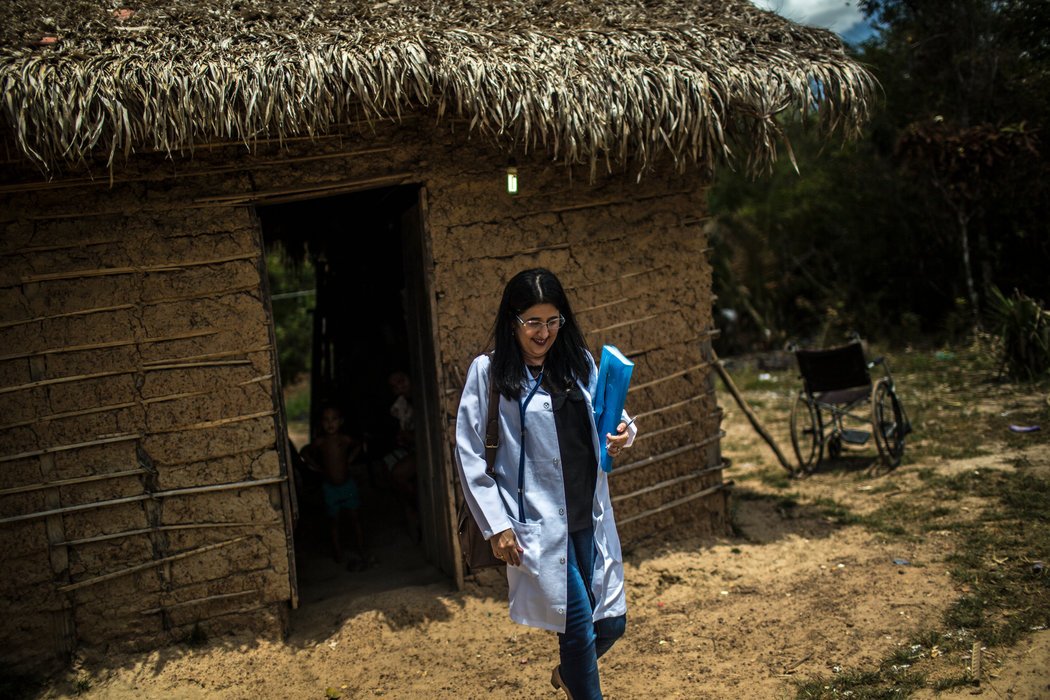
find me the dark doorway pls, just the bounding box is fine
[257,185,448,607]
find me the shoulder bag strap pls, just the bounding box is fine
[484,364,500,478]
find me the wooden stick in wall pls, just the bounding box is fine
[617,482,727,526]
[158,444,273,468]
[614,433,725,477]
[576,297,632,315]
[60,521,281,548]
[621,264,670,281]
[0,329,219,362]
[140,589,260,615]
[141,346,270,367]
[588,314,661,335]
[57,536,252,593]
[151,410,275,434]
[0,401,138,431]
[0,468,145,497]
[0,304,136,331]
[623,330,717,360]
[192,173,413,205]
[142,390,206,404]
[0,476,285,525]
[0,433,140,464]
[634,420,694,442]
[143,360,252,371]
[616,439,702,476]
[487,242,571,260]
[539,189,695,216]
[143,282,260,306]
[26,202,229,221]
[566,265,668,292]
[631,387,716,421]
[20,252,258,284]
[0,369,132,395]
[612,466,723,504]
[0,238,123,256]
[629,361,713,393]
[711,348,795,474]
[0,145,396,194]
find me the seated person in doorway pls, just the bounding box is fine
[301,405,373,570]
[383,371,420,541]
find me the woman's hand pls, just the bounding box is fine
[606,421,630,458]
[490,528,523,566]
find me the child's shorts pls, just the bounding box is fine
[322,478,360,516]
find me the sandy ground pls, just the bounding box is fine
[40,386,1050,699]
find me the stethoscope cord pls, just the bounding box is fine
[516,366,544,522]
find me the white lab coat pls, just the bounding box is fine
[455,351,636,633]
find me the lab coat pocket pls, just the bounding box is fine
[508,518,542,577]
[506,517,550,628]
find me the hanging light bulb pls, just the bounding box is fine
[506,159,519,195]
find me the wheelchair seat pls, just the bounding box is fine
[795,342,872,399]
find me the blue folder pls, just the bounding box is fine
[593,345,635,472]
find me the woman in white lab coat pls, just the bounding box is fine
[456,268,636,700]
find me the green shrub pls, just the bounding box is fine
[987,287,1050,380]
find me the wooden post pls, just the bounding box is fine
[710,348,796,475]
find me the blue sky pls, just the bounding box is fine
[751,0,878,44]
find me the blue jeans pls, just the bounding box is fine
[558,527,627,700]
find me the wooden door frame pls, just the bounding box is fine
[251,213,301,610]
[401,186,462,583]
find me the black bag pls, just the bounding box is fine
[457,367,503,571]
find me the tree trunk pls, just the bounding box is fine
[958,208,980,331]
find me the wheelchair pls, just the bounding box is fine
[788,340,911,473]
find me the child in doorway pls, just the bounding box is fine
[301,405,372,570]
[383,371,420,541]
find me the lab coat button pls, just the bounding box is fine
[544,401,550,409]
[558,508,565,515]
[557,608,565,615]
[559,557,566,564]
[553,458,560,465]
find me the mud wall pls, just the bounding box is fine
[0,178,293,672]
[425,144,728,545]
[0,117,727,671]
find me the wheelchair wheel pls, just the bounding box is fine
[872,378,905,468]
[790,392,823,472]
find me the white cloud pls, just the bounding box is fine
[751,0,864,34]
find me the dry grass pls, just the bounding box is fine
[0,0,875,175]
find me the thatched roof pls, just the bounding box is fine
[0,0,875,176]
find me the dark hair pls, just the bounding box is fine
[490,268,590,398]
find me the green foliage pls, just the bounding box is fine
[987,287,1050,380]
[266,249,315,384]
[711,0,1050,352]
[284,381,311,422]
[709,117,958,350]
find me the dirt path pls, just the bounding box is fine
[41,378,1050,699]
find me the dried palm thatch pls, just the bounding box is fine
[0,0,875,176]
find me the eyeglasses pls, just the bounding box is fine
[515,315,565,333]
